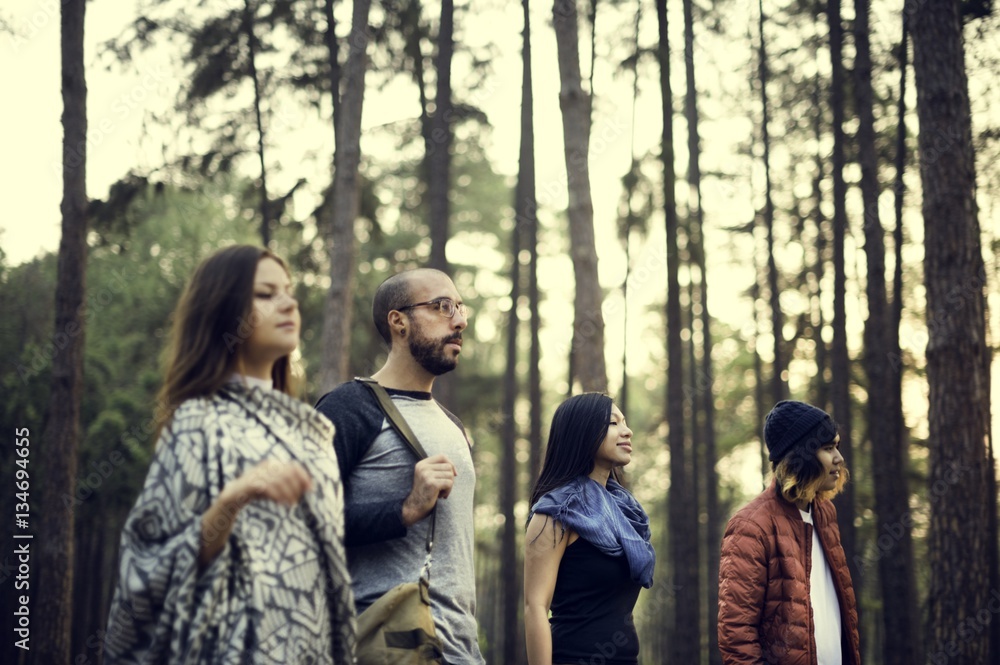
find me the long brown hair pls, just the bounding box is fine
[155,245,295,434]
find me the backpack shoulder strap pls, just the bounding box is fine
[355,377,438,564]
[354,377,429,460]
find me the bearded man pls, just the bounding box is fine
[315,268,485,665]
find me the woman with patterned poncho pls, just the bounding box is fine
[105,245,355,664]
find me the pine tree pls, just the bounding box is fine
[35,0,87,659]
[657,0,700,659]
[553,0,608,393]
[320,0,373,391]
[855,1,918,660]
[909,0,992,660]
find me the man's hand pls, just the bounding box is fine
[401,454,457,526]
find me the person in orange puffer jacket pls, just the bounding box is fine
[718,400,861,665]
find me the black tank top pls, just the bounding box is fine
[550,537,642,665]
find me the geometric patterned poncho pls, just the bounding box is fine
[104,383,356,664]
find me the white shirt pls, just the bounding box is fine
[800,505,843,665]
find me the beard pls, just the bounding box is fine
[408,328,461,376]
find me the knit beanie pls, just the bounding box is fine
[763,400,837,463]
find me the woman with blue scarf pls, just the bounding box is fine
[524,393,655,665]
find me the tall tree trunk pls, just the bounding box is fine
[427,0,458,408]
[320,0,372,392]
[855,2,918,662]
[753,277,767,485]
[620,235,631,415]
[69,517,85,654]
[890,25,907,512]
[96,509,123,660]
[522,0,543,489]
[988,353,999,665]
[989,392,999,664]
[477,543,501,664]
[684,0,720,659]
[324,0,342,150]
[71,514,102,656]
[427,0,454,273]
[35,0,87,660]
[586,0,597,124]
[747,87,771,488]
[316,0,342,387]
[656,0,699,660]
[908,0,992,661]
[499,5,538,660]
[528,277,542,485]
[757,0,786,406]
[566,340,575,397]
[745,58,767,486]
[684,263,705,654]
[619,3,642,417]
[811,50,830,413]
[400,0,455,407]
[812,234,829,408]
[405,0,431,148]
[553,0,607,393]
[500,213,521,665]
[892,21,906,346]
[986,430,1000,663]
[826,0,858,597]
[244,0,270,246]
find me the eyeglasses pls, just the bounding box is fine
[398,298,469,319]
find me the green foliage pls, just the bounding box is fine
[4,181,262,493]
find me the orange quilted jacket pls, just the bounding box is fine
[717,481,861,665]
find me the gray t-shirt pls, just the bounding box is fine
[315,383,484,665]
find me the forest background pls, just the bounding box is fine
[0,0,998,663]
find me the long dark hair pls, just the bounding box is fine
[155,245,295,434]
[529,392,616,508]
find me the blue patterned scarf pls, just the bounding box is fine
[530,476,655,588]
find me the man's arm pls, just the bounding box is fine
[315,382,409,547]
